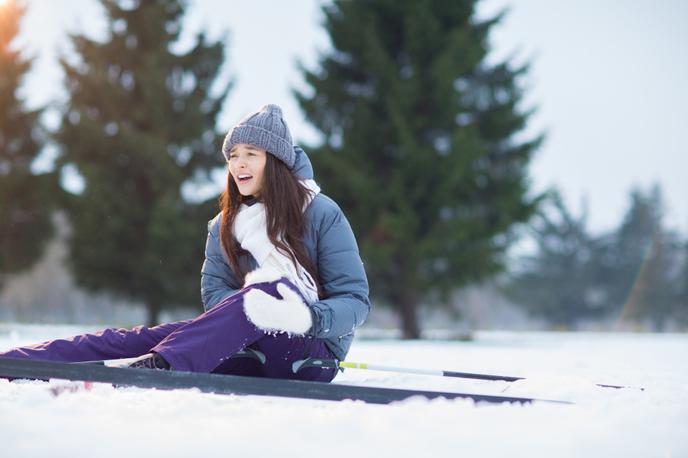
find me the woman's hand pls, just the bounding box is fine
[243,283,312,335]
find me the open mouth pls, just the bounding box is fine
[237,174,253,184]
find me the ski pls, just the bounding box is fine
[0,357,570,405]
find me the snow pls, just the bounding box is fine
[1,324,686,457]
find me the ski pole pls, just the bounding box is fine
[291,358,641,390]
[292,358,522,381]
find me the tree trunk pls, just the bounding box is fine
[146,300,161,327]
[398,289,421,339]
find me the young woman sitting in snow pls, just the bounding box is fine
[1,104,370,382]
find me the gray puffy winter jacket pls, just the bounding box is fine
[200,146,370,361]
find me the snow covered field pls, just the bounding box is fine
[1,324,686,458]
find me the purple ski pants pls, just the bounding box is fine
[0,280,337,382]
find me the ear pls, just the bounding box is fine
[244,265,284,287]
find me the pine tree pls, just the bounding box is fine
[510,186,683,330]
[55,0,230,324]
[296,0,542,337]
[612,186,679,329]
[0,0,56,288]
[675,241,688,327]
[507,193,608,327]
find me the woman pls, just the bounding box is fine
[1,104,370,382]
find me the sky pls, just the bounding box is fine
[13,0,688,235]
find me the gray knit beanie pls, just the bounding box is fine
[222,104,295,169]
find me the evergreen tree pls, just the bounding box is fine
[0,0,56,288]
[675,241,688,327]
[510,185,686,330]
[611,186,680,329]
[507,193,608,327]
[55,0,230,324]
[296,0,542,337]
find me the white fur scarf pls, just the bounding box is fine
[233,179,321,304]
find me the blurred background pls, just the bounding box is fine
[1,0,686,338]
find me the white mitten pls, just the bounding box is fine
[244,265,284,287]
[243,283,312,334]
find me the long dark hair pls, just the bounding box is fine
[219,153,321,297]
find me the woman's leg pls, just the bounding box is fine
[0,321,190,363]
[253,333,337,382]
[210,336,337,382]
[151,289,265,372]
[152,280,337,382]
[210,350,265,378]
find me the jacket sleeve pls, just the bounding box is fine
[201,215,242,311]
[308,204,370,339]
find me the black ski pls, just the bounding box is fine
[0,357,570,405]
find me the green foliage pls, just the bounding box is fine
[0,0,57,286]
[55,0,229,324]
[296,0,542,337]
[676,242,688,326]
[507,192,609,327]
[509,185,686,330]
[608,186,682,329]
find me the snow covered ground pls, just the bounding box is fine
[1,324,686,458]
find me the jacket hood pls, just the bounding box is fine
[291,146,314,180]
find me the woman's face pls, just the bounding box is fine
[227,144,267,197]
